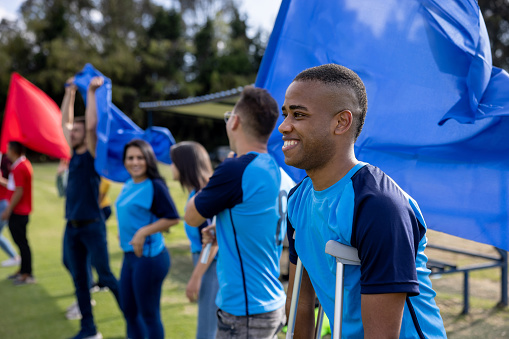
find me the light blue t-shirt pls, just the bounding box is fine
[195,152,294,316]
[116,178,179,257]
[288,163,446,338]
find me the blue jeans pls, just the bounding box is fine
[63,229,96,289]
[120,249,170,339]
[64,220,120,336]
[0,199,17,258]
[192,252,219,339]
[216,306,286,339]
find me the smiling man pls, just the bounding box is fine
[281,64,446,339]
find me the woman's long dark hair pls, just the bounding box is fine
[123,139,165,183]
[170,141,213,192]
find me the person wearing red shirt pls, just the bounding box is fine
[1,141,34,285]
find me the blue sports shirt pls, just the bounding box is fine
[66,151,101,221]
[194,152,294,316]
[116,178,179,257]
[288,163,446,338]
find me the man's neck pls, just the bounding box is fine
[73,145,87,155]
[234,143,267,156]
[307,147,358,191]
[10,155,22,165]
[233,137,268,157]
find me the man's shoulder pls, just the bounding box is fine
[220,153,257,169]
[13,158,32,175]
[351,164,413,212]
[22,158,33,172]
[213,153,260,182]
[288,176,311,198]
[72,149,93,160]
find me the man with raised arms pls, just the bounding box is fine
[61,77,121,339]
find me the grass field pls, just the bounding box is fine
[0,162,508,338]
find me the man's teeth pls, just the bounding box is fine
[284,140,298,147]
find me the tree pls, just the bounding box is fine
[478,0,509,72]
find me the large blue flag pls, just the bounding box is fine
[74,64,175,182]
[258,0,509,250]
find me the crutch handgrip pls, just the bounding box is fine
[325,241,361,265]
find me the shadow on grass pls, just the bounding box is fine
[0,278,76,339]
[442,301,509,338]
[168,243,194,286]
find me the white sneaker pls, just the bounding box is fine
[65,300,96,320]
[65,306,82,320]
[66,301,78,312]
[1,256,21,267]
[84,332,103,339]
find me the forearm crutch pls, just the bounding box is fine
[325,240,361,339]
[286,258,303,338]
[286,241,360,339]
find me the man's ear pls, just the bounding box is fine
[333,110,353,135]
[231,114,241,130]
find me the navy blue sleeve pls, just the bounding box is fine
[194,154,256,218]
[150,179,180,220]
[287,217,298,265]
[287,182,302,265]
[351,174,421,296]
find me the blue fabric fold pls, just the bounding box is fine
[257,0,509,250]
[74,64,175,182]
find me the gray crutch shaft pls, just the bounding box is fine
[286,258,303,338]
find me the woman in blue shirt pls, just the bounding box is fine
[170,141,219,339]
[116,139,180,339]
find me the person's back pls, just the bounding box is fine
[185,86,287,338]
[197,152,286,316]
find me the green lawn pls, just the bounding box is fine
[0,163,508,338]
[0,162,197,339]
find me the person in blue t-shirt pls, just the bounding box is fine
[280,64,447,338]
[184,86,290,339]
[170,141,219,339]
[61,76,121,339]
[116,139,180,339]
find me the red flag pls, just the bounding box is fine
[0,73,70,159]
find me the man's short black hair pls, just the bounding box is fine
[294,64,368,141]
[8,141,26,155]
[235,86,279,141]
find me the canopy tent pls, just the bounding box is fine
[257,0,509,251]
[139,86,248,120]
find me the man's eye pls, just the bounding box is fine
[294,112,304,117]
[282,113,288,118]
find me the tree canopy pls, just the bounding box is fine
[0,0,507,153]
[0,0,265,148]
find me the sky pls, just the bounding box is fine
[0,0,283,36]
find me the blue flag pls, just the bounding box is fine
[74,64,175,182]
[258,0,509,250]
